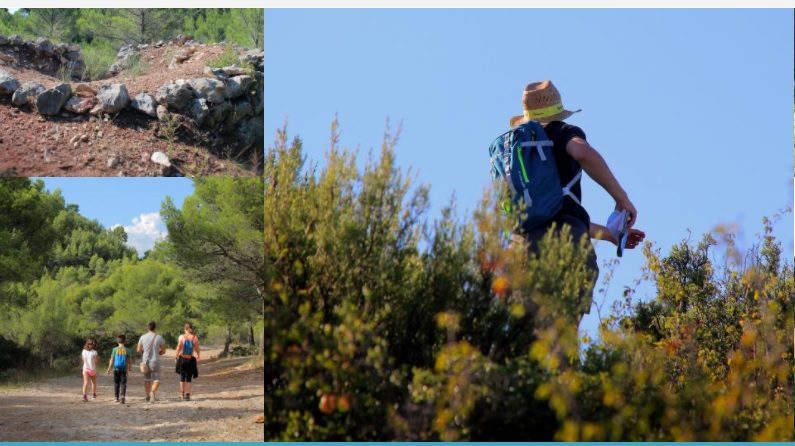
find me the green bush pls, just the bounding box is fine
[79,40,117,81]
[264,123,793,441]
[207,45,241,68]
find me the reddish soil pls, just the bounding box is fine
[0,43,259,177]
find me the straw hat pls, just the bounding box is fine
[509,80,581,127]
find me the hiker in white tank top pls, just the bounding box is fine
[80,338,99,402]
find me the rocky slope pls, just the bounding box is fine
[0,35,263,176]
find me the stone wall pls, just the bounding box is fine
[0,55,263,154]
[0,35,85,80]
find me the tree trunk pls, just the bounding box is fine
[248,321,255,347]
[222,325,232,357]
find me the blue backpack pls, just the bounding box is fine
[183,337,194,356]
[113,346,128,370]
[488,120,581,233]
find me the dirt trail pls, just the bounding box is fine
[0,347,264,441]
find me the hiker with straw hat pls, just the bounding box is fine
[490,80,645,324]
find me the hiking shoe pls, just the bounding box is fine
[121,398,126,404]
[145,396,150,402]
[606,210,629,257]
[83,395,88,402]
[114,398,120,403]
[185,394,190,401]
[92,393,97,400]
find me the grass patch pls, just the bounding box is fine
[123,53,145,77]
[0,366,75,389]
[207,45,240,68]
[80,40,117,81]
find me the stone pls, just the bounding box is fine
[0,69,20,95]
[169,47,195,69]
[109,45,138,74]
[228,100,253,128]
[154,82,194,110]
[203,66,228,80]
[96,83,129,113]
[106,156,120,169]
[36,83,72,115]
[64,50,82,62]
[64,95,96,114]
[0,53,14,65]
[74,84,97,97]
[208,101,232,128]
[151,150,173,175]
[68,59,86,80]
[186,78,226,104]
[235,116,263,149]
[156,104,170,121]
[130,92,158,117]
[225,75,254,99]
[220,65,247,77]
[11,81,44,106]
[187,98,209,126]
[34,37,53,56]
[0,35,7,45]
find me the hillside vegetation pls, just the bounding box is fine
[264,123,793,441]
[0,177,265,379]
[0,9,262,80]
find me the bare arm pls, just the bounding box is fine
[590,223,617,244]
[566,137,637,227]
[591,223,647,249]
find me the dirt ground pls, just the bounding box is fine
[0,43,258,177]
[0,347,264,441]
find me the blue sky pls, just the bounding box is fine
[37,178,194,254]
[265,9,794,339]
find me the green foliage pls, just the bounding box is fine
[183,9,263,48]
[160,177,265,355]
[265,124,794,441]
[0,178,63,304]
[79,39,117,81]
[208,45,242,68]
[0,8,262,79]
[0,177,263,377]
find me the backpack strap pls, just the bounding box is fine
[561,170,582,206]
[501,131,520,198]
[519,140,553,161]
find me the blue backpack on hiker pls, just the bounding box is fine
[488,120,581,233]
[183,337,194,356]
[114,346,128,370]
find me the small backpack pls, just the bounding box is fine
[183,336,194,356]
[113,346,128,370]
[488,120,582,233]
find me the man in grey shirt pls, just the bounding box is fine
[137,321,166,402]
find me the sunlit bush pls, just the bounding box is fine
[264,123,793,441]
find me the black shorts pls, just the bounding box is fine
[176,356,198,382]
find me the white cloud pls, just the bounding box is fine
[121,212,167,254]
